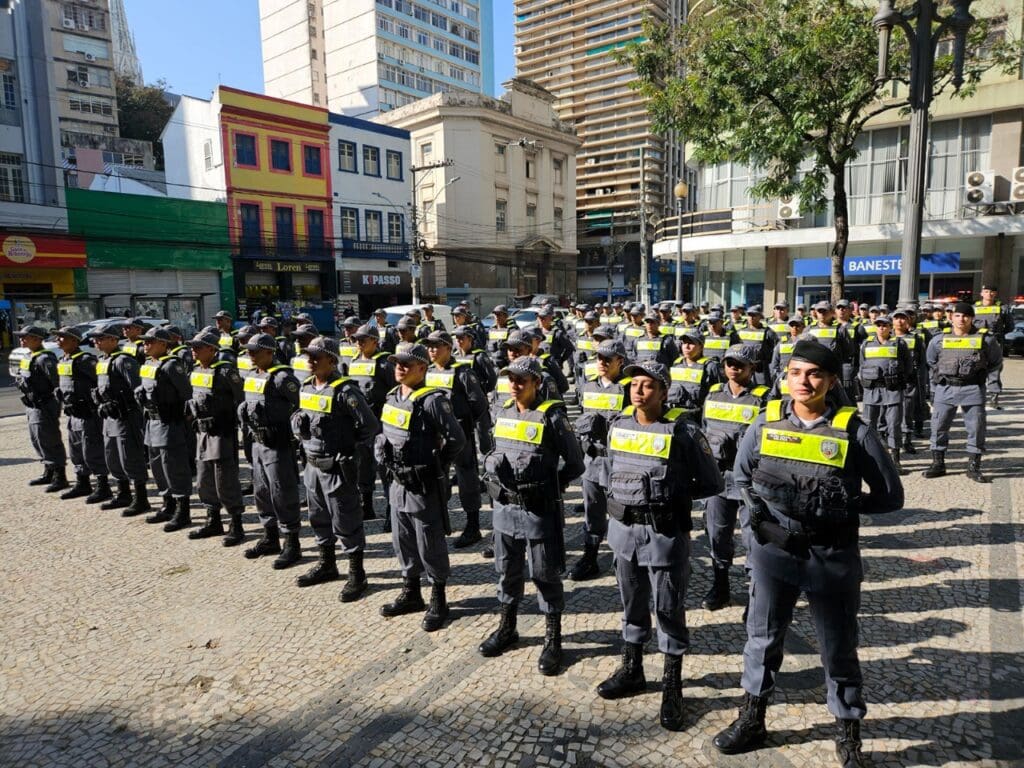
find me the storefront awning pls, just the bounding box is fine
[0,233,87,269]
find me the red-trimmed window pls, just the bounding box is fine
[303,144,323,177]
[270,139,292,172]
[234,133,257,168]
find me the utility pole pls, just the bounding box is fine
[638,147,649,307]
[606,211,615,305]
[409,159,454,304]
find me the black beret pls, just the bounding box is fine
[952,302,975,316]
[789,339,841,375]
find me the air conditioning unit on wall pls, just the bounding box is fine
[965,169,995,204]
[1008,166,1024,203]
[777,193,801,220]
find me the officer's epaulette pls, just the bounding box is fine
[664,407,688,422]
[709,383,724,393]
[831,406,858,431]
[211,360,229,369]
[503,397,515,408]
[471,348,484,354]
[697,356,710,364]
[765,399,784,421]
[388,384,401,396]
[751,385,770,398]
[411,386,439,400]
[303,375,315,385]
[537,399,564,413]
[618,376,632,386]
[373,351,389,359]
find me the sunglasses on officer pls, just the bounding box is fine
[724,359,750,369]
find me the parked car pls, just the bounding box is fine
[1003,321,1024,357]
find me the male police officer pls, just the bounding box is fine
[480,356,584,675]
[15,326,68,491]
[701,345,769,610]
[214,310,238,354]
[186,330,246,546]
[54,326,112,503]
[238,333,303,567]
[90,324,150,515]
[923,302,1002,483]
[290,323,318,377]
[373,308,399,354]
[454,325,497,394]
[135,327,194,532]
[596,360,722,730]
[892,308,926,452]
[424,330,490,549]
[635,311,678,366]
[348,324,394,524]
[377,344,466,632]
[120,318,149,363]
[858,316,913,473]
[291,336,380,600]
[973,285,1012,409]
[736,306,776,387]
[421,303,446,333]
[571,338,631,581]
[536,305,572,370]
[713,340,903,765]
[486,304,518,369]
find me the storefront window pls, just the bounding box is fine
[168,298,200,336]
[13,300,59,331]
[58,300,101,327]
[133,299,166,320]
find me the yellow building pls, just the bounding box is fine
[219,86,335,316]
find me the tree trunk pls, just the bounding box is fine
[830,162,849,304]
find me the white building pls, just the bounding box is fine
[376,77,581,308]
[259,0,494,117]
[330,112,413,313]
[160,94,226,203]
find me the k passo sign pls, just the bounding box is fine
[339,269,410,294]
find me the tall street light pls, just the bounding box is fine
[674,180,688,303]
[873,0,975,311]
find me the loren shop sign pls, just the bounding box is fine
[794,252,961,278]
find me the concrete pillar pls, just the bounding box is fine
[763,247,789,307]
[990,109,1023,180]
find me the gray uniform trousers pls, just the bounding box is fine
[252,441,302,533]
[581,455,609,545]
[608,517,690,655]
[28,400,66,468]
[492,500,564,614]
[861,389,903,450]
[196,457,244,514]
[67,415,106,476]
[148,439,192,499]
[986,361,1003,395]
[705,467,750,569]
[742,536,866,720]
[304,463,364,552]
[390,480,450,584]
[103,412,148,482]
[930,384,986,455]
[454,423,482,516]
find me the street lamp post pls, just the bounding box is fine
[873,0,975,311]
[674,180,688,303]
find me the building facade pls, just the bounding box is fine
[330,113,413,314]
[377,78,580,309]
[259,0,494,117]
[514,0,688,301]
[652,16,1024,307]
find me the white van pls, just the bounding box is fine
[375,304,454,331]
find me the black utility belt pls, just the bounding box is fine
[936,376,983,387]
[609,503,675,528]
[763,520,857,550]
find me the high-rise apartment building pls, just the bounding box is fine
[514,0,689,300]
[259,0,494,117]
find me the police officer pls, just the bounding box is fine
[135,327,194,532]
[290,336,380,599]
[232,325,256,371]
[571,338,632,581]
[701,311,738,362]
[348,324,394,524]
[667,328,720,411]
[859,316,913,473]
[395,315,420,347]
[454,325,497,394]
[453,305,487,351]
[536,305,572,370]
[807,302,857,400]
[701,345,769,611]
[421,303,446,333]
[424,330,490,549]
[377,344,466,632]
[257,316,290,365]
[238,332,303,567]
[15,326,69,492]
[737,306,777,387]
[479,357,584,675]
[974,285,1012,409]
[768,317,805,395]
[635,311,678,366]
[503,331,563,402]
[486,304,518,369]
[186,330,246,546]
[338,317,361,372]
[54,326,112,503]
[166,326,194,372]
[620,305,646,358]
[892,308,926,452]
[526,326,570,396]
[726,304,747,333]
[713,340,903,764]
[214,310,238,354]
[767,302,790,337]
[290,323,318,377]
[923,302,1002,483]
[919,302,949,340]
[596,360,723,730]
[373,308,399,354]
[90,324,150,515]
[120,318,149,363]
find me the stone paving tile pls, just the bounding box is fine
[1,362,1023,767]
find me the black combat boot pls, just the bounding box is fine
[380,577,425,617]
[163,497,192,533]
[28,466,54,486]
[712,692,769,754]
[272,530,302,569]
[835,718,867,767]
[660,654,684,731]
[85,475,113,504]
[244,524,281,559]
[145,496,175,525]
[966,454,990,484]
[222,511,245,547]
[44,466,69,493]
[597,642,646,699]
[296,544,339,587]
[922,450,946,478]
[479,602,519,657]
[60,473,92,500]
[702,565,731,611]
[453,510,482,548]
[902,434,917,454]
[121,479,151,517]
[339,550,368,602]
[188,507,224,539]
[890,448,907,476]
[361,490,376,520]
[537,613,562,676]
[568,539,600,581]
[482,532,494,559]
[422,582,449,632]
[103,479,133,510]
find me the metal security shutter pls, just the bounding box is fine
[180,271,220,294]
[134,271,178,294]
[88,269,130,295]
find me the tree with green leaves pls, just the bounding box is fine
[115,76,175,170]
[623,0,1019,301]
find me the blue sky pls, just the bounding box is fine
[125,0,515,99]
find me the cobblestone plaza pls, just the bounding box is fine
[2,363,1023,768]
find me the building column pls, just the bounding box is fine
[762,247,789,307]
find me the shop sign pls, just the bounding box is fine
[0,234,87,268]
[252,260,324,273]
[339,269,410,295]
[793,252,961,278]
[3,236,36,264]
